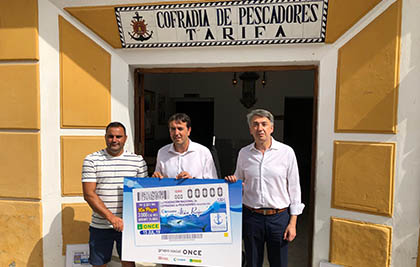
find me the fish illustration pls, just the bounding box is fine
[162,219,207,232]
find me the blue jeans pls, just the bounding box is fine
[89,226,123,265]
[243,207,290,267]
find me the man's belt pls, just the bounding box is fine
[244,205,287,215]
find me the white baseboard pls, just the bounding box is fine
[320,260,343,267]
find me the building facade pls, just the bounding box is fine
[1,0,420,266]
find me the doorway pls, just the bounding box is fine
[175,98,214,149]
[134,66,318,267]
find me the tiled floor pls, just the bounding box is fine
[288,208,310,267]
[117,210,311,267]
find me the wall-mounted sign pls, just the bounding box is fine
[115,0,328,48]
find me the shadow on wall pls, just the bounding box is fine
[0,201,43,267]
[7,234,43,267]
[28,207,90,266]
[61,206,90,254]
[393,62,420,265]
[27,238,44,267]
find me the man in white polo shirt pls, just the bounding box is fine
[225,109,305,267]
[152,113,217,179]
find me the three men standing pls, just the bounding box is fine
[226,109,305,267]
[82,109,303,267]
[82,122,148,267]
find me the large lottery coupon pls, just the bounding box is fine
[122,178,242,267]
[133,183,231,245]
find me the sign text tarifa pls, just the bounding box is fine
[115,0,328,48]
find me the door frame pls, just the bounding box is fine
[134,65,318,267]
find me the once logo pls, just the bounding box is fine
[137,223,160,230]
[182,249,202,256]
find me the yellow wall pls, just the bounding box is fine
[65,6,122,48]
[0,132,41,199]
[0,0,39,60]
[0,64,40,129]
[61,136,105,196]
[335,0,401,133]
[330,217,392,267]
[62,203,92,254]
[0,1,42,265]
[329,1,402,264]
[325,0,382,43]
[66,0,384,49]
[0,201,43,266]
[59,16,111,128]
[332,141,395,216]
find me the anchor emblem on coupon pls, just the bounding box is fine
[210,213,227,231]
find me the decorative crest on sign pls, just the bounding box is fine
[129,12,154,42]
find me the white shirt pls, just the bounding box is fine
[155,140,218,179]
[82,149,147,228]
[234,138,305,215]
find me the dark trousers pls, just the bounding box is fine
[88,226,123,265]
[243,207,290,267]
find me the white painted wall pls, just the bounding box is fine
[38,0,133,265]
[312,0,420,266]
[38,0,420,266]
[391,0,420,265]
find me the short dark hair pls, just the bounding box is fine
[106,122,126,135]
[168,113,191,128]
